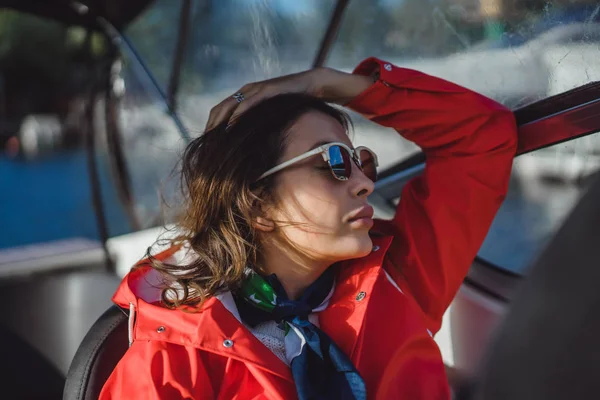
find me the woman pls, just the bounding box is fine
[100,58,517,399]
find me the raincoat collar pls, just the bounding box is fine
[111,234,394,383]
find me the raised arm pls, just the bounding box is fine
[346,58,518,333]
[202,58,517,333]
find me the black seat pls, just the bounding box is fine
[63,305,129,400]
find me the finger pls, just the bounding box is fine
[205,107,219,132]
[229,87,273,123]
[205,98,238,131]
[205,84,257,131]
[205,93,240,131]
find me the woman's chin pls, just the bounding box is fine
[357,240,375,258]
[337,234,374,260]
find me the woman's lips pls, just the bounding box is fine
[347,205,374,229]
[348,216,374,229]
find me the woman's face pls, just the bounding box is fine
[263,111,375,263]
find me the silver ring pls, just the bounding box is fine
[232,92,245,103]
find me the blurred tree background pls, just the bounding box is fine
[0,10,107,146]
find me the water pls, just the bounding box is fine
[0,150,131,250]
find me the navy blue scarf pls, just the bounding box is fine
[234,268,367,400]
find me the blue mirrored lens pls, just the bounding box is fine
[328,145,351,180]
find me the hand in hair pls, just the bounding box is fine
[204,66,374,131]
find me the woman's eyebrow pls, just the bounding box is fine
[308,140,332,150]
[307,140,353,151]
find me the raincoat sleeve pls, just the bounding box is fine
[99,340,214,400]
[346,57,517,333]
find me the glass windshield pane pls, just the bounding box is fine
[123,0,181,93]
[327,0,600,168]
[479,133,600,274]
[175,0,337,130]
[108,41,188,230]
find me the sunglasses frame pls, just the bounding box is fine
[257,141,379,182]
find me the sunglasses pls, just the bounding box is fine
[257,142,379,182]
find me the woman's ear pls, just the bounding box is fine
[251,197,275,232]
[253,215,275,232]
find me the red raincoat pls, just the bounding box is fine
[100,58,517,399]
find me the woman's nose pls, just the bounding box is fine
[350,161,375,198]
